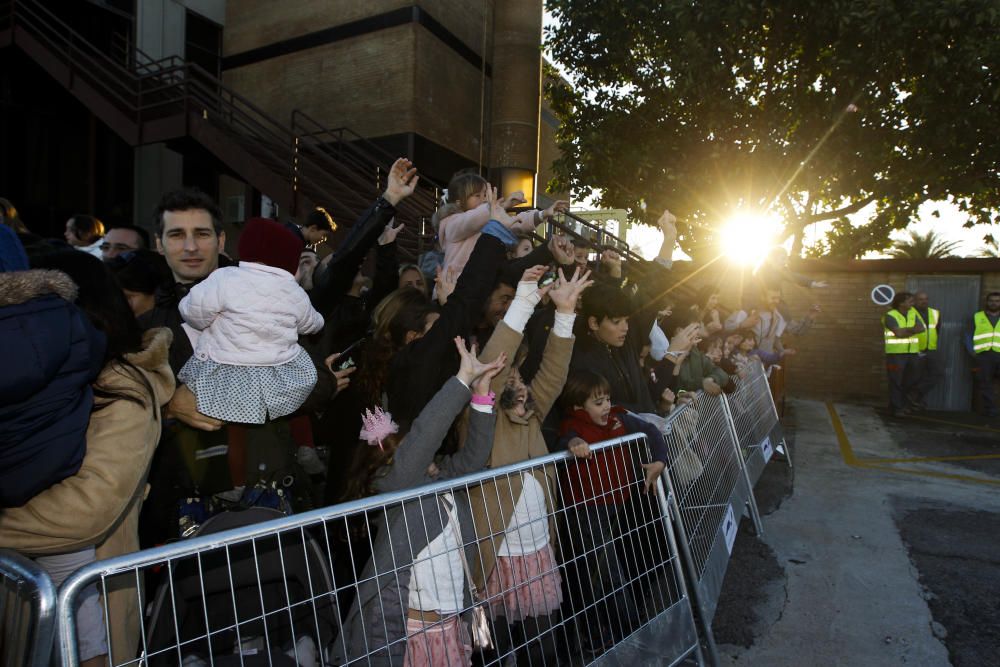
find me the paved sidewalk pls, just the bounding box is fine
[717,399,1000,667]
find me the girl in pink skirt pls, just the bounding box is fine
[467,265,593,664]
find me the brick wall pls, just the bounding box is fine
[664,258,1000,405]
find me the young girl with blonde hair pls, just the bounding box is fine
[432,171,567,280]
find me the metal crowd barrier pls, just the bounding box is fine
[0,548,57,667]
[725,359,792,486]
[56,434,704,666]
[658,390,763,664]
[30,365,788,667]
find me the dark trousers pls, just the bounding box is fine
[561,503,639,648]
[487,612,563,666]
[911,350,944,401]
[973,351,1000,415]
[886,354,919,412]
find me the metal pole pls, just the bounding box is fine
[654,479,708,666]
[660,470,721,666]
[761,363,793,468]
[721,394,765,536]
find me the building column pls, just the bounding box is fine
[489,0,543,205]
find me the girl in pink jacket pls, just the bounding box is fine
[177,218,324,424]
[432,172,568,280]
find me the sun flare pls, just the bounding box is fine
[720,212,783,268]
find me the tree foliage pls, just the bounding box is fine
[887,230,961,259]
[544,0,1000,261]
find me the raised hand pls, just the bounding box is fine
[658,209,678,234]
[520,264,549,284]
[377,219,405,246]
[668,322,702,355]
[435,265,458,306]
[548,234,575,266]
[454,336,508,391]
[542,200,569,219]
[499,190,527,209]
[548,267,594,314]
[383,158,419,206]
[487,185,515,227]
[641,461,666,494]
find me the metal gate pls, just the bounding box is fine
[905,275,981,411]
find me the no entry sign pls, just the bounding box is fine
[871,284,895,306]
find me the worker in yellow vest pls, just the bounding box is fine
[908,291,942,409]
[965,292,1000,417]
[883,292,924,417]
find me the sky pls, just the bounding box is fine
[542,9,992,261]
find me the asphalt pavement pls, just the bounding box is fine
[712,399,1000,666]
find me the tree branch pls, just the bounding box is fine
[803,195,877,224]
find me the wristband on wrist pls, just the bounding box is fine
[471,391,496,406]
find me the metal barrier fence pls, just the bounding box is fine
[658,390,763,663]
[0,548,57,667]
[725,359,792,487]
[57,434,703,667]
[13,364,790,667]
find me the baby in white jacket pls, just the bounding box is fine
[177,217,324,424]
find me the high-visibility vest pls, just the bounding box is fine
[913,307,939,351]
[972,311,1000,354]
[884,309,919,354]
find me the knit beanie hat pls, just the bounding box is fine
[237,217,304,275]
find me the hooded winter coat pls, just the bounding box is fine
[0,269,106,507]
[0,327,176,660]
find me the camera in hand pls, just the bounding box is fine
[538,269,558,287]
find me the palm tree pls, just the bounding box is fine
[888,230,961,259]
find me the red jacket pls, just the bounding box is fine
[559,407,634,506]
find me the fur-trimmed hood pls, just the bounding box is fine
[0,269,78,307]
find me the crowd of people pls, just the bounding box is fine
[0,163,812,666]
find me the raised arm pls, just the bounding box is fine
[310,158,417,312]
[439,204,492,244]
[477,265,548,393]
[436,339,505,477]
[376,342,505,491]
[529,267,593,416]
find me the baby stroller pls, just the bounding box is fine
[144,508,338,666]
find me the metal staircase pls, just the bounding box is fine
[0,0,438,258]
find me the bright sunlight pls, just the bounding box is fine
[720,212,783,267]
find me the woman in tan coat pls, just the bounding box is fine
[0,252,175,665]
[467,265,591,664]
